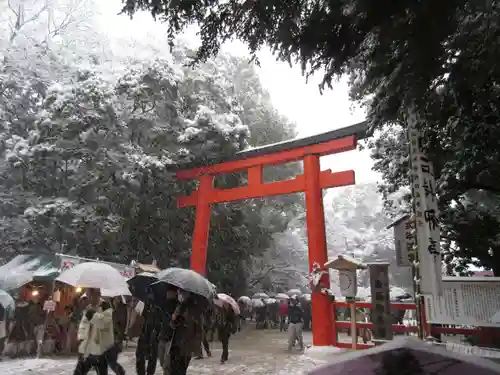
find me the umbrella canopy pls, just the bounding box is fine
[127,272,159,300]
[238,296,251,303]
[287,289,302,297]
[0,289,15,317]
[264,298,277,304]
[252,292,269,299]
[152,267,215,300]
[276,293,290,300]
[215,293,240,314]
[101,286,132,298]
[56,262,129,290]
[308,337,500,375]
[301,293,312,301]
[251,299,264,308]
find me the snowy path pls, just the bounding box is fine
[0,329,341,374]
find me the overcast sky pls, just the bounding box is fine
[98,1,380,184]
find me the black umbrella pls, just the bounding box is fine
[126,272,158,300]
[151,267,216,300]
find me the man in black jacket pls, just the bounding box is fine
[157,285,179,375]
[135,292,161,375]
[287,297,304,352]
[217,304,236,364]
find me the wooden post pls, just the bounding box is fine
[304,154,334,346]
[351,300,357,349]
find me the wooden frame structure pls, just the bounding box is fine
[175,121,367,346]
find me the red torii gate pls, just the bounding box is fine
[175,121,367,346]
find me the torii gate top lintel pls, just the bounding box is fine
[175,121,367,181]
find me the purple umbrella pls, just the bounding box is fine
[308,337,500,375]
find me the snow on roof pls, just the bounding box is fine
[324,254,366,270]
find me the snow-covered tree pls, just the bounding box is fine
[0,2,305,295]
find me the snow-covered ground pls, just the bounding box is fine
[0,330,341,374]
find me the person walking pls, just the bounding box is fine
[73,289,114,375]
[135,292,161,375]
[103,298,126,375]
[168,291,200,375]
[279,301,288,332]
[0,304,7,358]
[217,303,237,364]
[157,285,179,375]
[194,306,212,360]
[286,297,304,353]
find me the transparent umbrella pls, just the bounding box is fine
[152,267,215,299]
[252,292,269,299]
[56,262,129,290]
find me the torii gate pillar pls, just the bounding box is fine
[175,122,367,346]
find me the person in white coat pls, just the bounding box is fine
[73,289,114,375]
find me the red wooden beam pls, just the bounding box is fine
[334,301,417,310]
[336,321,419,333]
[177,169,355,208]
[176,135,356,180]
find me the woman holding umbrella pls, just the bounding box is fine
[126,271,162,375]
[151,267,216,375]
[168,290,203,374]
[73,288,114,375]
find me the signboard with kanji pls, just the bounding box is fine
[408,115,443,296]
[43,300,56,312]
[425,277,500,326]
[368,263,393,341]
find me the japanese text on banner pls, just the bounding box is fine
[408,127,443,296]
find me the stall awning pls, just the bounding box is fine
[0,254,59,291]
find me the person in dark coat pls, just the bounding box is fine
[287,297,304,352]
[194,305,212,359]
[0,304,6,356]
[168,291,201,375]
[135,292,161,375]
[157,285,179,375]
[216,303,237,364]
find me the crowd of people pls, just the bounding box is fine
[71,284,238,375]
[68,288,312,375]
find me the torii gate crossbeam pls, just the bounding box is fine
[175,121,367,347]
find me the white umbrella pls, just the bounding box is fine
[251,299,264,307]
[276,293,290,300]
[56,262,129,290]
[287,289,302,297]
[301,293,312,301]
[252,292,269,299]
[215,293,240,314]
[238,296,251,303]
[264,298,277,304]
[101,286,132,298]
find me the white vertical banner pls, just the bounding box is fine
[408,117,443,296]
